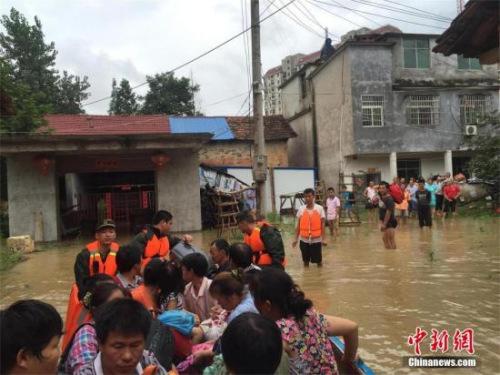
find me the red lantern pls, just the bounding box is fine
[151,153,170,170]
[33,155,54,176]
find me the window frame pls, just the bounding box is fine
[405,95,440,127]
[402,38,431,69]
[457,55,482,70]
[361,95,385,128]
[459,94,489,125]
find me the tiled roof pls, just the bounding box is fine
[369,25,402,35]
[43,114,170,135]
[226,115,296,141]
[298,51,321,65]
[264,65,282,77]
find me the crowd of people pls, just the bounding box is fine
[1,208,359,375]
[362,173,463,249]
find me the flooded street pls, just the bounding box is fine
[1,217,499,374]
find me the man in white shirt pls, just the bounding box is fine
[292,188,327,267]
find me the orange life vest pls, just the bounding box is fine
[142,232,170,268]
[86,241,120,276]
[244,226,273,266]
[299,208,323,239]
[132,284,157,316]
[61,283,91,352]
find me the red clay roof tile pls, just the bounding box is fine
[43,114,170,135]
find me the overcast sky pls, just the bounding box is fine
[1,0,458,115]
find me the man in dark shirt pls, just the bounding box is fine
[208,239,231,278]
[416,178,432,228]
[378,181,397,249]
[74,219,119,297]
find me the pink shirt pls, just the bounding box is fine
[183,277,218,321]
[326,197,340,218]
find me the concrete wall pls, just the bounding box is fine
[390,36,498,82]
[348,42,499,154]
[156,149,201,232]
[344,155,391,182]
[7,155,59,241]
[312,48,352,189]
[420,154,446,178]
[65,173,85,208]
[199,141,288,168]
[287,114,314,167]
[344,152,451,182]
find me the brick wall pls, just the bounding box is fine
[199,141,289,167]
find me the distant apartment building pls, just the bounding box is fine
[281,26,499,189]
[264,51,321,115]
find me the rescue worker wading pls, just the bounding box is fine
[130,210,193,268]
[236,211,285,269]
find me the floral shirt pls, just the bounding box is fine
[276,308,338,375]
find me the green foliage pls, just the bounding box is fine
[141,72,199,115]
[0,8,58,105]
[0,7,91,133]
[53,71,90,114]
[466,112,500,181]
[108,78,139,115]
[0,249,24,272]
[0,59,50,133]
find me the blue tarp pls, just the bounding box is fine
[169,117,234,140]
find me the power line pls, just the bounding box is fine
[316,0,382,27]
[307,0,366,29]
[382,0,452,21]
[205,91,249,107]
[311,0,447,30]
[271,0,325,39]
[83,0,298,107]
[348,0,451,23]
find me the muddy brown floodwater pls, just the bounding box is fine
[1,217,499,374]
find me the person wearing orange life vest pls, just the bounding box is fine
[63,220,120,352]
[74,219,120,299]
[130,210,193,269]
[236,211,285,269]
[292,188,327,267]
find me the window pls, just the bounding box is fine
[397,159,421,181]
[361,96,384,127]
[457,55,481,70]
[460,95,489,125]
[403,38,430,69]
[406,95,439,126]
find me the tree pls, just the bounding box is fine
[0,8,58,107]
[466,113,500,180]
[53,71,90,114]
[0,7,91,132]
[0,59,50,133]
[108,78,139,115]
[140,72,199,115]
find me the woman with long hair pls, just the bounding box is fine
[251,268,358,374]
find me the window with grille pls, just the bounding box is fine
[460,95,489,125]
[457,55,481,70]
[403,38,430,69]
[406,95,439,126]
[361,96,384,127]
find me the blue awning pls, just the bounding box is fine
[169,117,234,140]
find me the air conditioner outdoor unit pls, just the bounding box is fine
[465,125,478,136]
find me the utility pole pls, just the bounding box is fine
[250,0,267,215]
[324,27,328,39]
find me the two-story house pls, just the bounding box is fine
[282,26,498,189]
